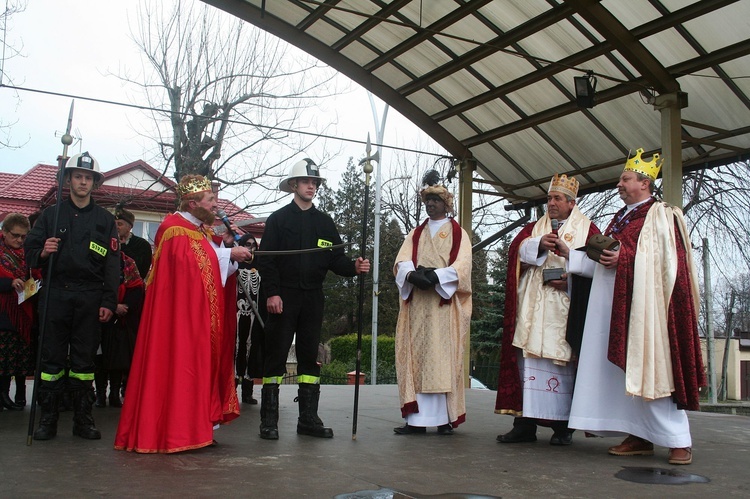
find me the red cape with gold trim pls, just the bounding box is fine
[605,199,705,410]
[114,213,239,453]
[494,220,599,415]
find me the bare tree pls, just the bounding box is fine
[577,161,750,280]
[0,0,27,149]
[116,0,342,211]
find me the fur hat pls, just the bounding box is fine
[115,208,135,227]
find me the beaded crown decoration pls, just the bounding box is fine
[548,174,579,199]
[177,177,212,197]
[623,148,663,181]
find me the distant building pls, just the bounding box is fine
[701,330,750,401]
[0,159,264,242]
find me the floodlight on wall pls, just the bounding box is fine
[574,72,597,109]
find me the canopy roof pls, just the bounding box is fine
[204,0,750,204]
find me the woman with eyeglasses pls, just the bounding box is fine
[0,213,36,411]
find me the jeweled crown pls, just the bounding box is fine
[177,176,212,197]
[623,148,662,181]
[548,174,579,199]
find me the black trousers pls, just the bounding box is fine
[262,287,324,378]
[40,287,103,391]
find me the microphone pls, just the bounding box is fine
[550,219,560,255]
[217,209,241,243]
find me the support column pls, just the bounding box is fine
[458,158,475,388]
[652,92,688,208]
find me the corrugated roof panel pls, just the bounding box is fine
[407,88,449,117]
[601,0,664,29]
[479,0,553,32]
[538,113,624,166]
[680,74,750,131]
[397,0,457,27]
[360,17,416,53]
[429,69,488,107]
[722,55,750,92]
[205,0,750,204]
[459,101,519,134]
[470,141,536,187]
[339,41,378,67]
[495,130,573,178]
[518,19,597,63]
[589,94,664,151]
[682,2,749,52]
[305,18,347,46]
[504,79,568,117]
[326,1,379,31]
[470,50,543,88]
[394,41,453,79]
[441,17,498,55]
[640,29,700,68]
[260,0,309,25]
[371,64,412,89]
[440,115,485,144]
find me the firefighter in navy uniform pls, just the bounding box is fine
[24,152,119,441]
[255,158,370,440]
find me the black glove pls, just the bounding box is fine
[407,268,433,290]
[424,269,439,286]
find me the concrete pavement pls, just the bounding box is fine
[0,383,748,498]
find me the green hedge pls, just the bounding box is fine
[328,334,395,368]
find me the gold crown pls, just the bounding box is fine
[624,148,662,181]
[176,176,212,197]
[548,174,579,199]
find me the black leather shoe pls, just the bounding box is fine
[1,393,23,411]
[497,426,537,443]
[437,424,454,435]
[259,425,279,440]
[393,424,426,435]
[94,393,106,408]
[550,430,574,445]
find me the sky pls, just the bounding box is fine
[0,0,444,203]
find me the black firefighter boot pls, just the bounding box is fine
[94,371,107,408]
[296,383,333,438]
[14,375,27,406]
[33,390,60,440]
[242,378,257,405]
[108,371,123,408]
[72,388,102,440]
[259,384,279,440]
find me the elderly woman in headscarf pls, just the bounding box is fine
[0,213,37,411]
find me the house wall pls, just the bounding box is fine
[700,338,750,400]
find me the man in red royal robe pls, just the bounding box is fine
[114,175,253,453]
[567,149,705,466]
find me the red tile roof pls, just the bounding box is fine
[1,162,263,238]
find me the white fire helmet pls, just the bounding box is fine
[65,152,103,183]
[278,158,326,193]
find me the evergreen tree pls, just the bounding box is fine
[320,158,374,341]
[469,236,510,388]
[375,217,406,336]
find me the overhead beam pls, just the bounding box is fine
[202,0,470,159]
[563,0,678,94]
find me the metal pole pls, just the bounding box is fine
[352,135,374,440]
[719,290,736,401]
[367,93,388,385]
[702,237,717,404]
[27,100,75,445]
